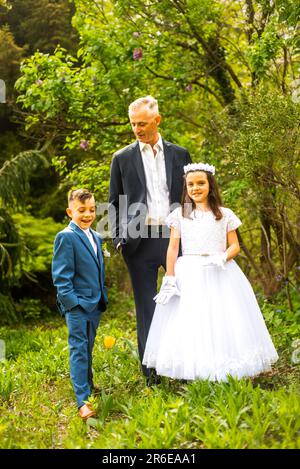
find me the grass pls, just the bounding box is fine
[0,291,299,449]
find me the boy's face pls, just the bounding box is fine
[66,196,96,230]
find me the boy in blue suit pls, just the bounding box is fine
[52,189,108,420]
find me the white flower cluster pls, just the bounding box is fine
[183,162,216,175]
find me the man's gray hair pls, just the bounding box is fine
[128,95,159,116]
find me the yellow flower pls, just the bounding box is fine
[103,336,116,349]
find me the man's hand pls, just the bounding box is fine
[210,252,228,270]
[153,276,180,305]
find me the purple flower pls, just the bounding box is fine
[79,139,89,151]
[275,274,282,281]
[35,79,43,86]
[133,32,140,38]
[133,47,143,61]
[185,84,193,92]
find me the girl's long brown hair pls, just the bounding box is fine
[181,170,223,220]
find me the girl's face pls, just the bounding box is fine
[186,171,209,205]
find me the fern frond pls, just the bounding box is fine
[0,149,48,207]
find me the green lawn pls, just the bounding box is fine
[0,292,299,449]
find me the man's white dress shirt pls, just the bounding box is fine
[138,134,170,225]
[77,224,97,255]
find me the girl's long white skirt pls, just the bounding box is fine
[143,257,279,381]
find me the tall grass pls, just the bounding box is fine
[0,291,299,449]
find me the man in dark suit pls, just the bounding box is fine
[109,96,191,383]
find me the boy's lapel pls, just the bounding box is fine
[91,230,105,290]
[91,230,103,265]
[69,221,100,266]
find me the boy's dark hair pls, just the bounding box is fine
[181,171,223,220]
[68,188,94,204]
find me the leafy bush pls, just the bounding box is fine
[15,298,51,321]
[0,293,17,325]
[207,89,300,298]
[13,213,64,274]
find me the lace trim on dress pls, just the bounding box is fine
[144,348,279,381]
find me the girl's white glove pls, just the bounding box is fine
[153,276,180,305]
[210,252,228,270]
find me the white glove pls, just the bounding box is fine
[153,276,180,305]
[210,252,228,270]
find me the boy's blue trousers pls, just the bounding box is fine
[65,307,101,408]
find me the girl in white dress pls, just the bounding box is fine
[143,163,279,381]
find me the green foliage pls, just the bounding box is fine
[52,157,111,201]
[14,0,300,206]
[0,208,20,284]
[247,21,283,78]
[0,132,24,167]
[1,0,299,313]
[0,297,52,325]
[0,150,48,207]
[12,213,64,274]
[0,291,299,448]
[0,149,50,311]
[276,0,300,27]
[206,89,300,297]
[0,293,17,324]
[1,0,78,55]
[15,298,51,321]
[223,90,300,200]
[261,298,300,352]
[0,25,23,92]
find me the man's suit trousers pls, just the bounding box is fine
[123,230,170,377]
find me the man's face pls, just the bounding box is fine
[129,106,161,146]
[66,196,96,230]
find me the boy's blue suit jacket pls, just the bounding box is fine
[52,221,108,315]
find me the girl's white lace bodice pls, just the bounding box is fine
[165,207,242,255]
